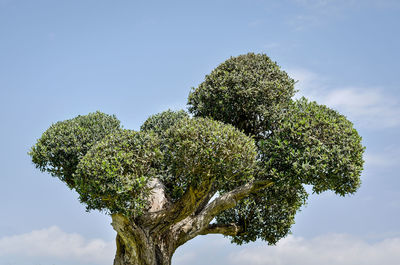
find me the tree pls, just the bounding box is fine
[29,53,365,265]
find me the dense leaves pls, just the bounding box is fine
[141,111,258,200]
[188,53,295,137]
[216,183,307,245]
[29,112,121,188]
[162,117,257,200]
[140,109,189,137]
[188,53,365,245]
[74,130,162,216]
[29,52,365,249]
[259,98,364,195]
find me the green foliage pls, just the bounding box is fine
[29,52,365,248]
[216,183,307,245]
[258,98,364,195]
[187,53,365,245]
[140,109,189,137]
[29,111,121,188]
[162,117,257,200]
[74,130,162,216]
[188,53,295,137]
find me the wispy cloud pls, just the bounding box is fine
[4,227,400,265]
[293,0,399,10]
[229,234,400,265]
[325,88,400,128]
[287,0,354,30]
[294,0,355,9]
[289,68,400,129]
[364,147,400,168]
[174,234,400,265]
[262,42,280,49]
[294,0,399,9]
[0,226,115,264]
[287,0,400,30]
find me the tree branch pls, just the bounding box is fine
[200,179,273,223]
[199,223,241,236]
[140,177,216,233]
[171,179,273,246]
[146,178,171,213]
[194,189,217,215]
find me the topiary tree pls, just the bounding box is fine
[29,53,364,265]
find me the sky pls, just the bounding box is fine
[0,0,399,264]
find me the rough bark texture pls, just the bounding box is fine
[111,178,273,265]
[112,214,174,265]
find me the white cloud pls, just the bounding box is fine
[229,234,400,265]
[290,68,324,98]
[364,145,400,168]
[173,251,197,264]
[287,1,399,30]
[294,0,354,9]
[4,227,400,265]
[293,0,399,10]
[365,153,398,168]
[289,68,400,129]
[0,226,115,264]
[323,88,400,128]
[173,234,400,265]
[262,42,280,49]
[287,0,354,30]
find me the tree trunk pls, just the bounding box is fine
[112,214,174,265]
[113,234,172,265]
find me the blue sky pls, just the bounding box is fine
[0,0,399,264]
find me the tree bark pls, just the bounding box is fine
[112,214,174,265]
[110,179,273,265]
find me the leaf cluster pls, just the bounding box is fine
[216,183,307,245]
[188,53,295,137]
[30,110,258,216]
[187,53,365,244]
[29,111,120,188]
[29,53,365,246]
[74,130,162,216]
[161,117,257,200]
[259,98,364,195]
[140,109,189,137]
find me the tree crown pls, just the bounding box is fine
[29,53,364,246]
[29,111,121,188]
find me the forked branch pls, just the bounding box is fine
[199,223,242,236]
[199,179,273,223]
[172,179,273,245]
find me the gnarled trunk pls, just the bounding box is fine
[110,179,273,265]
[113,234,172,265]
[112,214,174,265]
